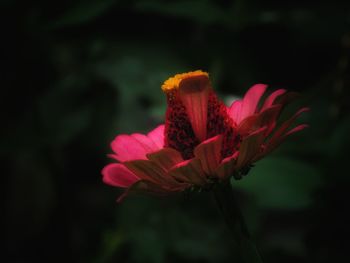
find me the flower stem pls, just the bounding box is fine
[213,180,263,263]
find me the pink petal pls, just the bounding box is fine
[102,163,139,188]
[124,159,180,188]
[239,84,267,123]
[260,89,286,112]
[168,158,207,186]
[179,75,210,141]
[147,147,183,171]
[236,127,267,169]
[193,135,223,175]
[228,100,242,124]
[111,135,148,161]
[131,133,158,152]
[111,127,164,162]
[147,124,165,148]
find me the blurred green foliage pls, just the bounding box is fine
[2,0,350,262]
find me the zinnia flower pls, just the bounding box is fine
[102,70,308,201]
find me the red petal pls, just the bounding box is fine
[147,147,183,171]
[179,75,210,141]
[193,135,223,175]
[236,127,267,169]
[169,158,207,186]
[102,163,139,188]
[256,104,282,135]
[124,159,180,188]
[237,105,282,136]
[270,107,309,141]
[239,84,267,123]
[237,114,258,135]
[264,108,309,154]
[284,124,309,137]
[215,151,239,179]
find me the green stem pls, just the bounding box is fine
[213,180,263,263]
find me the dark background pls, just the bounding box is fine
[3,0,350,262]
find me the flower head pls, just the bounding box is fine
[102,70,309,201]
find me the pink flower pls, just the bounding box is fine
[102,70,308,201]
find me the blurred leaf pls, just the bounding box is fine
[235,157,322,209]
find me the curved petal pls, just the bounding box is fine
[237,105,282,136]
[168,158,207,186]
[239,84,267,123]
[284,124,309,137]
[102,163,139,188]
[111,126,164,162]
[260,89,286,112]
[264,123,309,155]
[267,107,309,146]
[262,107,309,156]
[194,135,223,175]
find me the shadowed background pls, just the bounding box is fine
[3,0,350,262]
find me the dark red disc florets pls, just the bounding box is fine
[164,89,238,160]
[206,91,237,158]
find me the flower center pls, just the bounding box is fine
[161,70,209,92]
[162,71,237,160]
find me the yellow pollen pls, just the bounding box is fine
[161,70,209,92]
